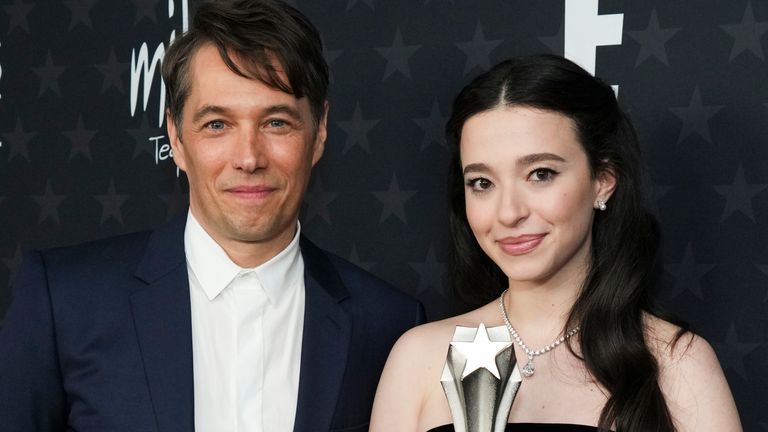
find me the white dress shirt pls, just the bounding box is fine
[185,212,305,432]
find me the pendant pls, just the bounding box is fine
[521,357,535,377]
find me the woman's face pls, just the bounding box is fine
[460,106,615,288]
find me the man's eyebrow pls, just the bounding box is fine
[516,153,566,167]
[191,105,229,124]
[263,104,304,122]
[190,104,305,124]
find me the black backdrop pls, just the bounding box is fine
[1,0,766,428]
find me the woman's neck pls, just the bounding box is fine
[503,269,585,346]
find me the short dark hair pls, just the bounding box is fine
[161,0,329,132]
[445,55,686,431]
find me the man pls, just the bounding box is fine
[0,1,424,431]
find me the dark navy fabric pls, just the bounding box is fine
[0,213,425,432]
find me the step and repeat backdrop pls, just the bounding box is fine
[1,0,766,427]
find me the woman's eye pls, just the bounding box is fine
[529,168,557,182]
[466,178,493,191]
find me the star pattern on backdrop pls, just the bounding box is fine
[650,179,672,205]
[127,115,162,159]
[131,0,158,24]
[96,49,129,94]
[346,0,374,11]
[714,164,767,222]
[713,324,760,380]
[373,173,416,224]
[757,264,768,302]
[1,2,768,426]
[539,22,564,55]
[2,0,35,34]
[413,98,448,151]
[64,115,97,160]
[626,9,680,66]
[455,23,503,75]
[337,103,380,154]
[450,323,512,379]
[2,118,36,162]
[94,178,129,224]
[323,48,342,84]
[33,51,66,97]
[646,182,671,216]
[409,243,446,295]
[32,180,66,224]
[669,86,723,144]
[158,180,189,221]
[720,1,768,61]
[302,179,339,224]
[375,28,421,80]
[348,244,375,272]
[1,245,23,289]
[665,243,715,299]
[63,0,97,30]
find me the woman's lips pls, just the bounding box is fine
[496,234,546,256]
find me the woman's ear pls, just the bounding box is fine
[595,167,617,203]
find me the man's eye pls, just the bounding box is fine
[206,120,226,130]
[267,119,287,128]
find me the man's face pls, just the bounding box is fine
[168,43,327,266]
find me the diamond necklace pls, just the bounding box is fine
[498,289,580,378]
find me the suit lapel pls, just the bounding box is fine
[130,213,195,432]
[293,237,352,432]
[127,222,352,432]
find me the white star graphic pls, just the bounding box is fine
[450,323,511,380]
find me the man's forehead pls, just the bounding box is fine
[189,43,295,93]
[186,44,307,108]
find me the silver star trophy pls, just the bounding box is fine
[441,323,522,432]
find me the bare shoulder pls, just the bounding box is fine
[389,304,503,367]
[645,316,742,431]
[393,317,460,356]
[644,315,714,374]
[370,305,501,431]
[378,312,484,389]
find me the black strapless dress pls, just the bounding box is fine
[427,423,599,432]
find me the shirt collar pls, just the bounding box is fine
[184,211,303,305]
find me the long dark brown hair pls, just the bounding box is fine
[446,54,687,431]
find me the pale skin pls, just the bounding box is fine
[369,107,741,431]
[167,43,327,268]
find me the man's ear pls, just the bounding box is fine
[166,111,187,173]
[311,102,329,166]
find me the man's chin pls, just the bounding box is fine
[227,221,293,244]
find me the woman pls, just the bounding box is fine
[370,55,741,431]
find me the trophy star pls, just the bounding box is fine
[450,322,512,380]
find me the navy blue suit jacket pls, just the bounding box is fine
[0,214,425,432]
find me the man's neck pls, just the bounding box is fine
[189,211,298,269]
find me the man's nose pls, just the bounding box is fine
[233,127,267,173]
